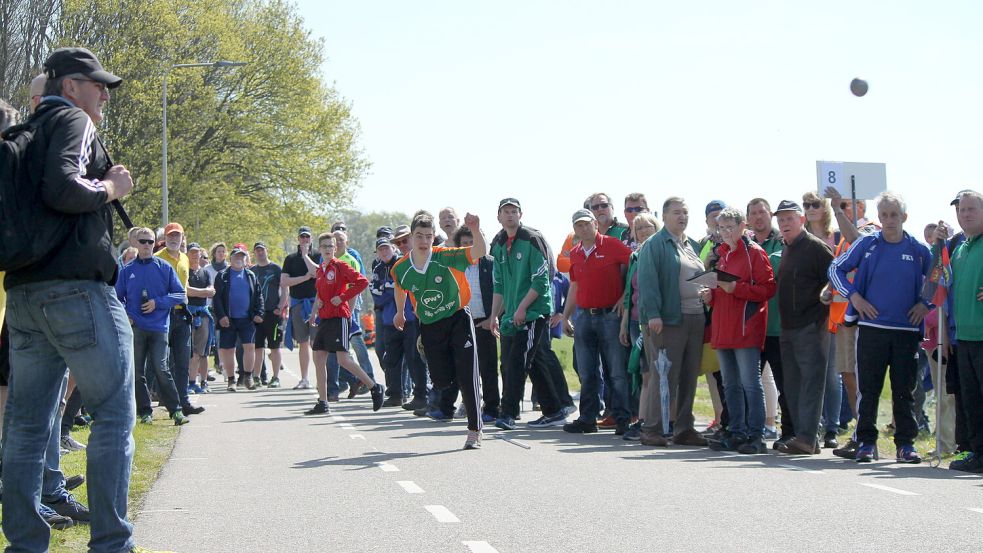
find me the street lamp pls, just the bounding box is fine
[162,60,247,228]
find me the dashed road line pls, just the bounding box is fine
[859,483,919,496]
[350,434,365,440]
[777,464,822,474]
[340,423,354,428]
[169,457,207,461]
[463,541,500,552]
[968,508,983,514]
[377,462,399,472]
[397,481,424,494]
[425,505,460,522]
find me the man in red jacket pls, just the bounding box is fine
[303,232,384,415]
[701,208,776,454]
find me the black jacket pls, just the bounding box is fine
[776,230,833,330]
[5,100,118,289]
[476,256,494,317]
[212,267,264,321]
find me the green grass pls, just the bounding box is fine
[0,412,180,551]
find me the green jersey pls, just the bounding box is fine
[953,234,983,341]
[490,224,553,336]
[391,246,475,325]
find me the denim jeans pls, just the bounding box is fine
[2,280,135,553]
[134,327,181,416]
[821,331,842,433]
[40,371,70,503]
[168,311,193,407]
[573,308,629,422]
[716,347,765,439]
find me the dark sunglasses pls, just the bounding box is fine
[840,202,850,210]
[624,206,648,213]
[590,202,611,211]
[137,239,154,245]
[393,237,409,245]
[333,226,347,231]
[803,201,822,209]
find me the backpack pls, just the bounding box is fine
[0,106,75,271]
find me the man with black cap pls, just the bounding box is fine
[772,200,834,455]
[371,226,394,366]
[282,226,321,389]
[1,47,145,552]
[214,246,264,391]
[251,241,288,388]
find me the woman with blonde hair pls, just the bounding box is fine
[802,191,836,247]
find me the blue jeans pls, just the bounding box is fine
[168,312,193,407]
[573,308,630,422]
[716,347,765,439]
[2,280,135,553]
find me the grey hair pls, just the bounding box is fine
[875,190,907,215]
[0,98,18,132]
[716,207,746,226]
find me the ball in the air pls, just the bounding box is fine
[850,78,868,97]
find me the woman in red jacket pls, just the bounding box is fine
[701,208,776,454]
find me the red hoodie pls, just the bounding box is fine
[709,236,776,350]
[315,258,368,320]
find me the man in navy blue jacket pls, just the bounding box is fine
[213,246,265,392]
[116,227,189,426]
[829,192,932,463]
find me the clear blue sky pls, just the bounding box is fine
[295,0,981,247]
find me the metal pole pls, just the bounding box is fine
[850,175,858,228]
[161,73,169,228]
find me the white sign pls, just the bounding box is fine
[816,161,887,200]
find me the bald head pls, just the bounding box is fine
[29,74,46,113]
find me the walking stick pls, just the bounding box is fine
[932,305,947,468]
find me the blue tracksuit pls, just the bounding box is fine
[116,256,187,333]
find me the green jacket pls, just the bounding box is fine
[754,229,784,336]
[605,219,630,241]
[623,250,640,315]
[490,224,553,336]
[637,227,701,326]
[953,234,983,341]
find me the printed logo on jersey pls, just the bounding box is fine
[516,252,522,260]
[434,275,443,284]
[327,270,336,281]
[421,290,445,309]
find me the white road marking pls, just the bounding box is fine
[137,509,189,514]
[331,415,346,422]
[859,483,919,496]
[377,462,399,472]
[397,481,424,494]
[968,508,983,514]
[340,423,354,428]
[425,505,460,522]
[777,464,823,474]
[463,541,500,552]
[169,457,207,461]
[350,434,365,440]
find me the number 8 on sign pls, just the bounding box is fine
[828,171,836,184]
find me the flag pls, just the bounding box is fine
[922,243,952,305]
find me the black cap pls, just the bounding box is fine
[298,226,312,236]
[187,242,202,251]
[773,200,803,215]
[230,247,248,257]
[498,197,521,210]
[253,241,267,250]
[331,222,347,232]
[951,189,975,206]
[376,226,393,238]
[375,238,393,250]
[43,47,122,88]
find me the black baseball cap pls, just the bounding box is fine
[253,241,267,250]
[376,226,393,238]
[43,47,122,88]
[375,238,393,250]
[499,197,521,211]
[298,226,312,236]
[773,200,803,215]
[230,247,248,257]
[951,189,975,206]
[187,242,202,252]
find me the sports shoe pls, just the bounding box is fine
[305,400,329,415]
[293,379,311,390]
[245,375,257,391]
[833,439,860,459]
[709,433,747,452]
[495,416,517,430]
[896,444,922,464]
[426,409,453,422]
[139,414,154,425]
[464,430,482,450]
[762,427,779,440]
[347,384,360,399]
[563,419,598,434]
[950,452,983,473]
[39,503,74,530]
[623,421,642,441]
[822,430,839,449]
[382,396,403,408]
[200,382,211,393]
[738,438,768,454]
[268,376,281,388]
[65,474,85,491]
[44,494,90,523]
[181,404,205,416]
[189,383,203,394]
[60,435,86,452]
[402,397,428,411]
[561,404,578,417]
[370,383,385,411]
[481,412,496,424]
[413,406,429,417]
[454,404,466,419]
[171,411,190,426]
[615,420,629,436]
[855,442,877,463]
[528,411,568,428]
[597,415,617,429]
[226,381,237,392]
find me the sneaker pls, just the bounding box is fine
[44,494,90,523]
[305,400,330,415]
[762,427,779,440]
[268,376,281,388]
[528,412,568,428]
[237,378,246,389]
[382,396,404,408]
[189,383,203,394]
[347,384,360,399]
[171,412,190,426]
[39,503,74,530]
[245,375,256,391]
[702,419,721,436]
[454,404,466,419]
[64,474,85,491]
[833,439,860,459]
[464,430,482,450]
[413,406,429,417]
[370,383,385,412]
[561,404,578,417]
[950,452,983,473]
[597,415,617,429]
[896,444,922,464]
[563,419,598,434]
[200,382,211,393]
[293,379,311,390]
[72,415,91,428]
[182,404,205,416]
[855,443,877,463]
[226,381,237,392]
[615,420,629,436]
[623,422,642,441]
[60,435,86,452]
[481,412,496,424]
[738,438,768,454]
[709,433,747,452]
[495,416,517,430]
[426,409,453,422]
[139,414,154,424]
[402,397,428,411]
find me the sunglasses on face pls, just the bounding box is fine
[803,201,822,209]
[840,202,851,210]
[333,226,347,231]
[590,202,611,211]
[137,239,154,245]
[394,237,409,246]
[624,206,648,213]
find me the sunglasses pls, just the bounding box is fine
[624,206,648,213]
[840,202,851,210]
[333,226,347,231]
[393,237,409,246]
[590,202,611,211]
[803,201,822,209]
[137,239,154,245]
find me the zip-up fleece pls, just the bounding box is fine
[637,227,701,326]
[213,267,264,321]
[490,224,553,335]
[953,234,983,341]
[775,230,833,330]
[709,236,776,349]
[115,256,187,333]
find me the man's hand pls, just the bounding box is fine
[648,317,663,334]
[513,306,527,326]
[394,312,406,331]
[219,316,230,328]
[104,165,133,201]
[299,242,311,256]
[140,298,156,314]
[204,286,216,298]
[936,221,951,244]
[614,302,625,317]
[464,213,480,230]
[619,326,629,347]
[253,315,264,324]
[489,318,501,338]
[908,303,929,325]
[699,288,712,304]
[563,316,575,337]
[850,292,879,320]
[330,296,342,306]
[820,289,833,305]
[549,313,562,328]
[824,186,843,205]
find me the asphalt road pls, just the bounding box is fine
[134,351,983,553]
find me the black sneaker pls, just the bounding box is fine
[563,419,598,434]
[413,406,429,417]
[402,397,428,411]
[833,439,860,459]
[615,420,629,436]
[950,452,983,473]
[64,474,85,491]
[623,421,642,441]
[39,504,74,530]
[370,384,385,411]
[305,400,329,415]
[382,396,403,408]
[44,494,90,523]
[737,438,768,454]
[182,404,205,416]
[709,433,747,452]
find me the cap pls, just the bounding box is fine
[376,226,393,238]
[393,224,411,239]
[187,242,202,252]
[230,247,248,257]
[253,241,267,250]
[951,189,975,206]
[773,200,803,215]
[375,238,393,250]
[298,226,312,236]
[163,222,184,235]
[571,209,596,224]
[498,197,521,210]
[233,242,248,251]
[331,222,347,231]
[43,47,123,89]
[705,200,727,216]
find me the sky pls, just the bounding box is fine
[294,0,982,248]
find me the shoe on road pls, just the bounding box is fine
[402,397,428,411]
[949,452,983,473]
[370,383,385,411]
[182,404,205,416]
[597,415,617,429]
[427,409,453,422]
[856,442,877,462]
[464,430,482,450]
[777,437,817,455]
[833,439,860,459]
[623,421,642,441]
[413,406,429,417]
[305,400,330,415]
[738,439,768,454]
[822,431,839,449]
[896,444,922,464]
[528,412,568,429]
[293,379,311,390]
[495,416,517,430]
[268,376,281,388]
[563,419,598,434]
[640,428,669,447]
[673,429,709,447]
[382,396,403,408]
[171,412,190,426]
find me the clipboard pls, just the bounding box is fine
[686,268,741,287]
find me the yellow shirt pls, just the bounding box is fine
[155,249,190,290]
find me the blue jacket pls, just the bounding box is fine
[213,267,264,321]
[115,256,187,333]
[829,230,931,331]
[371,254,416,325]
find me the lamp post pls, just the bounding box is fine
[162,60,247,228]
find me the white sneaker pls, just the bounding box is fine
[60,435,87,452]
[464,430,482,450]
[454,404,466,419]
[293,379,311,390]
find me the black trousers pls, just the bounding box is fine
[382,321,427,401]
[437,318,499,417]
[957,340,983,454]
[500,317,561,418]
[760,335,793,438]
[856,326,920,446]
[420,309,482,431]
